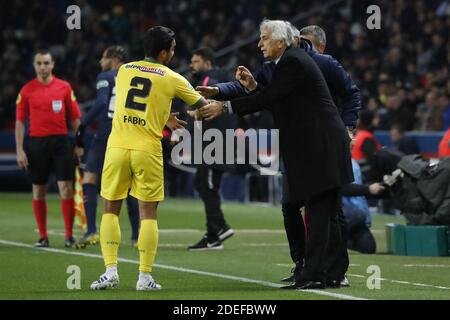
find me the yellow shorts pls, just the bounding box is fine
[100,147,164,202]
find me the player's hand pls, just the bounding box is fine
[199,100,224,121]
[16,149,28,170]
[368,183,385,195]
[166,112,188,131]
[74,146,84,163]
[235,66,257,91]
[196,86,219,98]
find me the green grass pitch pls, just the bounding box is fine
[0,192,449,300]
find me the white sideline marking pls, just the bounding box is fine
[157,243,288,248]
[29,231,450,291]
[38,228,286,235]
[34,231,289,248]
[276,263,361,268]
[0,239,366,300]
[347,274,450,290]
[403,264,450,268]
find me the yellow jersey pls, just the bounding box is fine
[107,59,202,154]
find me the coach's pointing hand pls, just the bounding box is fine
[199,100,225,121]
[195,86,219,98]
[235,66,257,91]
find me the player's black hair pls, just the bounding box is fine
[34,48,54,61]
[143,26,175,58]
[105,46,128,62]
[192,47,215,65]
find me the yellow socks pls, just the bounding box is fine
[100,213,121,268]
[138,219,159,273]
[100,215,158,275]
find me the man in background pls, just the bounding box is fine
[187,47,235,251]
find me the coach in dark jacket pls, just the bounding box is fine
[198,24,360,285]
[200,20,353,288]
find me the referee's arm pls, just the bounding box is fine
[15,120,28,170]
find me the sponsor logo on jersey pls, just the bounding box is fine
[124,64,166,76]
[52,100,63,113]
[96,79,109,89]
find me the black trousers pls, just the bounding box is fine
[282,174,348,281]
[302,187,342,282]
[194,166,229,240]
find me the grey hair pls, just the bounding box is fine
[299,25,327,46]
[260,19,293,46]
[284,21,300,44]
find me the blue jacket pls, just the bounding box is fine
[342,160,371,227]
[215,39,361,128]
[81,70,117,139]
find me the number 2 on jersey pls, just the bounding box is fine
[125,76,152,111]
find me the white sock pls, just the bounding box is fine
[106,266,118,276]
[139,272,151,281]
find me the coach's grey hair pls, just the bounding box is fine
[299,25,327,46]
[284,21,300,44]
[260,19,293,46]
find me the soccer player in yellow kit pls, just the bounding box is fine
[91,26,208,290]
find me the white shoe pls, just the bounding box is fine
[90,273,119,290]
[136,275,162,291]
[340,276,350,287]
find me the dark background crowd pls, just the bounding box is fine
[0,0,449,132]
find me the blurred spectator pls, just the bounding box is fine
[440,94,450,130]
[390,123,420,155]
[352,109,381,183]
[438,128,450,157]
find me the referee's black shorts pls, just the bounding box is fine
[25,135,75,184]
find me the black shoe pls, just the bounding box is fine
[188,236,223,251]
[34,238,49,248]
[281,264,303,283]
[65,236,76,248]
[217,227,235,242]
[280,279,326,290]
[325,279,341,288]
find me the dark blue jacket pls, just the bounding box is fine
[215,39,361,128]
[80,70,117,139]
